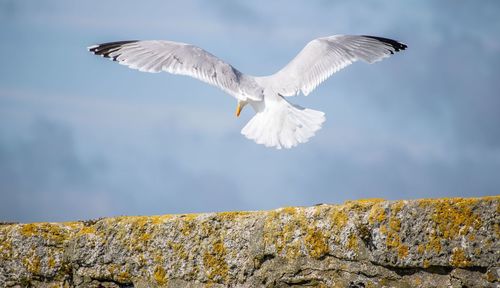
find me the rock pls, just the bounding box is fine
[0,196,498,287]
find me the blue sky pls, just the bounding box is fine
[1,1,499,222]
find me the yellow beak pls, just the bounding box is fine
[235,102,243,117]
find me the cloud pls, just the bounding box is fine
[200,0,262,25]
[1,1,500,222]
[0,114,246,222]
[0,89,248,222]
[0,118,112,222]
[296,142,500,206]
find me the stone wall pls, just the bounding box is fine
[0,196,498,287]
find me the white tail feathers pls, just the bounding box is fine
[241,98,325,149]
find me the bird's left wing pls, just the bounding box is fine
[263,35,407,97]
[88,40,263,101]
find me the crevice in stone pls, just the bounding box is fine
[253,253,276,270]
[370,261,488,277]
[348,281,366,288]
[281,277,323,287]
[461,266,488,273]
[356,222,376,252]
[370,261,451,276]
[260,254,276,265]
[87,277,134,288]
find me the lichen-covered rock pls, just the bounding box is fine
[0,196,498,287]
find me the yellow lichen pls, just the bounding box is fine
[422,198,482,239]
[76,225,96,236]
[398,244,409,258]
[425,235,442,254]
[177,213,200,236]
[345,198,385,214]
[423,259,430,268]
[20,224,38,236]
[391,201,405,216]
[305,228,329,259]
[385,230,401,249]
[281,206,297,215]
[124,216,150,227]
[450,248,470,267]
[139,233,151,242]
[22,254,41,274]
[486,269,498,283]
[474,248,481,255]
[379,225,388,235]
[263,207,308,259]
[373,202,409,256]
[285,242,301,259]
[116,271,131,283]
[180,213,199,222]
[365,281,376,288]
[414,198,487,257]
[203,240,228,282]
[0,236,12,260]
[368,204,386,224]
[216,211,251,221]
[414,277,422,286]
[151,215,172,224]
[389,218,401,232]
[329,208,348,232]
[497,198,500,214]
[62,221,82,228]
[48,256,56,269]
[110,215,170,254]
[168,241,188,261]
[108,264,117,275]
[346,198,385,204]
[346,233,358,252]
[153,265,167,286]
[19,223,67,244]
[417,244,425,254]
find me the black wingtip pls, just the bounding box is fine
[362,36,407,54]
[88,40,139,61]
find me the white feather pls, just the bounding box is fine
[241,97,325,149]
[258,35,406,97]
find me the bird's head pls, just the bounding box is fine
[235,100,248,117]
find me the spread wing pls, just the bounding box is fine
[88,40,263,101]
[265,35,407,96]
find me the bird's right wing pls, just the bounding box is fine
[88,40,263,101]
[264,35,407,97]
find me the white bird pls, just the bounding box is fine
[88,35,406,149]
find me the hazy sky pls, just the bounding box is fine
[1,1,499,222]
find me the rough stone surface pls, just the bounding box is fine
[0,196,499,287]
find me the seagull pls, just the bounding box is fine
[88,35,406,149]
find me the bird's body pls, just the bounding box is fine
[89,35,406,149]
